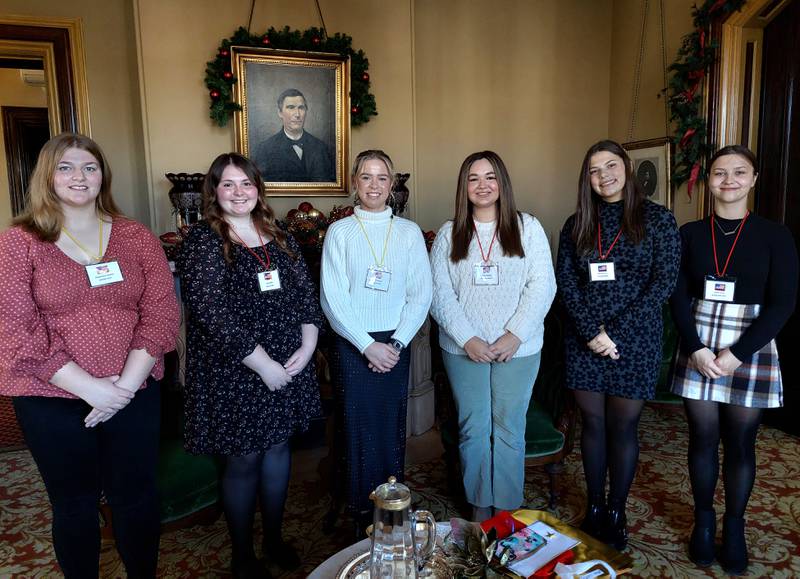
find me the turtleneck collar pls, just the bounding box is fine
[354,206,393,222]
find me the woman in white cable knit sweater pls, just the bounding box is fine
[321,150,432,534]
[430,151,556,521]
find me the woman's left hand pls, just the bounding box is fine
[490,331,522,362]
[284,346,315,377]
[85,408,116,428]
[715,348,743,376]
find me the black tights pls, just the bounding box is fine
[574,391,645,506]
[684,399,762,517]
[221,440,291,561]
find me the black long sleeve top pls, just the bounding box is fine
[670,213,799,360]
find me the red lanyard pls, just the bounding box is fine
[597,223,623,260]
[473,222,498,264]
[229,225,271,271]
[710,211,749,277]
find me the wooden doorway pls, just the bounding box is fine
[2,106,50,215]
[756,0,800,435]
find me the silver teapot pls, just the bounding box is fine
[368,476,436,577]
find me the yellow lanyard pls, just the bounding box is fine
[355,215,393,268]
[61,219,104,262]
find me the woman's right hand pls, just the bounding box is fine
[259,359,293,391]
[364,342,400,373]
[690,347,723,379]
[463,337,497,363]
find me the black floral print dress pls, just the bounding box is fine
[556,200,680,400]
[178,221,323,455]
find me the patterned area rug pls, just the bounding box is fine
[0,403,798,577]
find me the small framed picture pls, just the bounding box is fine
[623,137,673,210]
[231,46,350,196]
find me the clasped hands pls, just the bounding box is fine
[463,331,521,363]
[83,375,138,428]
[587,327,620,360]
[259,345,316,391]
[690,347,742,379]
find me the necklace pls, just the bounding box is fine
[61,219,104,262]
[714,218,743,237]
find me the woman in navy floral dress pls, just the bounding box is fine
[179,153,322,578]
[556,140,680,551]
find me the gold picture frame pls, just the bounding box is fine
[623,137,673,211]
[232,47,350,196]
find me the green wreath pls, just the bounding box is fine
[205,26,377,128]
[667,0,746,197]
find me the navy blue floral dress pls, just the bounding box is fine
[178,221,323,455]
[556,200,680,400]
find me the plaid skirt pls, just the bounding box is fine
[671,299,783,408]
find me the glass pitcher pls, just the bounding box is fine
[368,476,436,578]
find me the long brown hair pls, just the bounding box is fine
[14,133,123,241]
[202,153,292,263]
[450,151,523,262]
[571,140,645,255]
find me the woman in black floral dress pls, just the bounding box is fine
[179,153,322,578]
[556,140,680,550]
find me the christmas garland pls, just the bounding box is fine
[667,0,746,198]
[205,26,377,127]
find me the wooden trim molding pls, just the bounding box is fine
[0,15,91,136]
[702,0,790,217]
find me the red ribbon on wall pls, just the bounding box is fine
[680,128,697,148]
[687,161,702,200]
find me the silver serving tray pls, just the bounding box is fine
[336,551,370,578]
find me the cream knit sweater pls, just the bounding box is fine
[321,206,432,353]
[430,213,556,358]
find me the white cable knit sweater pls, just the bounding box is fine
[320,206,433,353]
[430,213,557,358]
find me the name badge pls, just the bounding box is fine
[589,260,616,282]
[473,263,499,285]
[704,275,736,302]
[85,260,124,288]
[257,269,281,292]
[365,266,391,292]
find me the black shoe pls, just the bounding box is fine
[232,556,270,579]
[719,514,748,575]
[263,539,301,571]
[688,509,716,567]
[604,502,629,551]
[579,495,607,541]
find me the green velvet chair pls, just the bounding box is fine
[523,307,576,509]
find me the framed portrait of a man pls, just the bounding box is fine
[231,47,350,195]
[623,137,673,210]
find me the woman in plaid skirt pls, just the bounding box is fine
[670,145,798,575]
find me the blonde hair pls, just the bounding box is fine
[351,149,396,202]
[14,133,122,241]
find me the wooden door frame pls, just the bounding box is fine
[0,15,91,136]
[701,0,792,217]
[2,105,49,215]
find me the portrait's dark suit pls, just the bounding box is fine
[254,130,335,182]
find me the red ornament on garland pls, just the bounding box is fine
[351,106,360,114]
[222,71,233,81]
[312,36,321,45]
[219,48,230,58]
[261,36,271,46]
[361,72,370,81]
[210,89,221,99]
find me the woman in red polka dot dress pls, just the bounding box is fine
[0,133,180,578]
